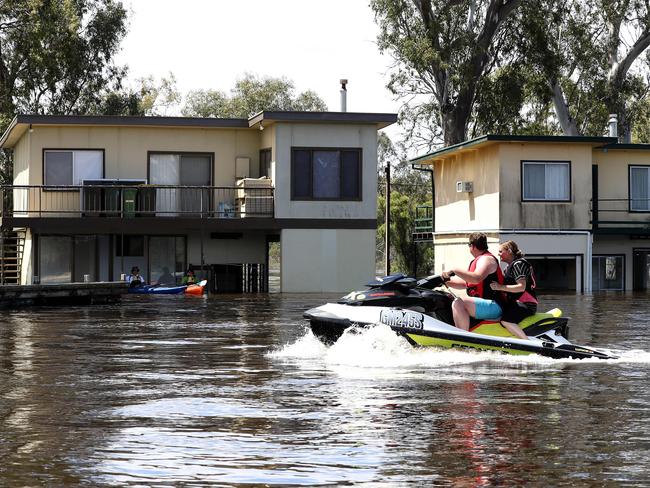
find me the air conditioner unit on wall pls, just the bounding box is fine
[456,181,473,193]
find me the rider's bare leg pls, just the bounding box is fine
[500,320,528,340]
[451,297,471,331]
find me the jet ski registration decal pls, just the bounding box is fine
[379,309,424,330]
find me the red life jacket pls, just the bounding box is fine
[466,251,504,302]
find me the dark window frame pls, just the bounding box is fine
[520,160,572,203]
[259,148,272,178]
[628,164,650,213]
[291,147,362,201]
[42,148,106,191]
[591,254,625,291]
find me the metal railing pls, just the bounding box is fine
[590,197,650,230]
[414,205,433,233]
[0,184,275,219]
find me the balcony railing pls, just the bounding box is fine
[0,184,275,219]
[414,205,433,233]
[590,197,650,232]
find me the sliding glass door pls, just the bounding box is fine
[149,153,212,216]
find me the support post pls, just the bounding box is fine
[592,165,599,231]
[384,165,391,276]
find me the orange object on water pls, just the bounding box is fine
[185,280,207,295]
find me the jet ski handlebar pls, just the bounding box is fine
[416,271,454,290]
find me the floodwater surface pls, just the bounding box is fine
[1,293,650,486]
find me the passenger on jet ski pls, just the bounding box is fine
[490,241,536,340]
[441,233,504,331]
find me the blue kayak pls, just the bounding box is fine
[128,284,187,295]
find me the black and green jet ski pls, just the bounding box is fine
[304,274,617,360]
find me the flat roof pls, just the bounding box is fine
[410,134,619,164]
[599,143,650,151]
[0,111,398,148]
[249,110,397,129]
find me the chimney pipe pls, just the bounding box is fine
[340,79,348,112]
[608,114,618,138]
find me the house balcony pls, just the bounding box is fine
[590,198,650,235]
[0,184,275,234]
[413,205,434,242]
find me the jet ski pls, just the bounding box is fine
[304,274,617,360]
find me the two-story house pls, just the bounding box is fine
[411,133,650,292]
[0,112,396,292]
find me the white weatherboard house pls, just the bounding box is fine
[0,112,396,292]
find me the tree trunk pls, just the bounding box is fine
[549,80,580,136]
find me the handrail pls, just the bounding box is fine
[0,184,275,219]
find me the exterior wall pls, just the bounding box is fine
[499,142,593,230]
[593,148,650,224]
[434,145,500,232]
[13,131,30,185]
[12,132,31,214]
[25,126,260,186]
[281,228,376,292]
[273,123,378,220]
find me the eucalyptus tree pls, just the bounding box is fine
[0,0,128,127]
[371,0,522,149]
[0,0,128,182]
[511,0,650,141]
[182,73,327,118]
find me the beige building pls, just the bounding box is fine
[0,112,396,292]
[411,134,650,292]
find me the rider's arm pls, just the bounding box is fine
[491,278,525,294]
[450,255,497,285]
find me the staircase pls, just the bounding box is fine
[0,230,25,285]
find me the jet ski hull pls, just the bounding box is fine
[304,304,616,360]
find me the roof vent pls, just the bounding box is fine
[608,114,618,138]
[340,79,348,112]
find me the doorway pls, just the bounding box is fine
[633,249,650,291]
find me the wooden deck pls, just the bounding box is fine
[0,282,127,308]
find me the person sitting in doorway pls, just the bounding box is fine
[182,268,197,285]
[126,266,144,288]
[155,266,175,286]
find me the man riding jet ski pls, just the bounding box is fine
[303,273,617,360]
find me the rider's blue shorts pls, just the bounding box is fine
[473,298,502,320]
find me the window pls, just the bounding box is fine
[116,236,145,257]
[44,150,103,186]
[630,166,650,211]
[260,148,272,178]
[592,255,624,291]
[149,152,212,214]
[291,148,361,200]
[522,161,570,201]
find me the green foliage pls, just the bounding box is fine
[182,73,327,118]
[373,0,650,145]
[371,0,522,148]
[377,189,434,276]
[0,0,128,182]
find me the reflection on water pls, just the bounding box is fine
[1,293,650,485]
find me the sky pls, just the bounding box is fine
[114,0,401,117]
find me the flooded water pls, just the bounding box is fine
[1,292,650,486]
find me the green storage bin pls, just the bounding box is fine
[123,188,137,218]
